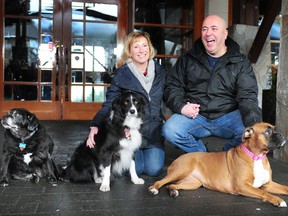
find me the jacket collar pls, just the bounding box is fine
[190,37,240,57]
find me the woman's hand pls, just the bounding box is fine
[86,127,99,148]
[181,102,200,119]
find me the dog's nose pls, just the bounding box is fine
[130,109,135,114]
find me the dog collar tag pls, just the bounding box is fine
[19,143,26,151]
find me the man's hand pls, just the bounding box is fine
[181,102,200,119]
[86,127,98,148]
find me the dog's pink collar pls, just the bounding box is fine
[240,144,267,161]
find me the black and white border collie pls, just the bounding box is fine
[60,92,146,192]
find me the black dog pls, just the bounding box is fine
[60,92,146,192]
[0,108,58,187]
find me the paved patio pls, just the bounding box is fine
[0,120,288,216]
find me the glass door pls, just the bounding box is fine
[1,0,125,120]
[62,0,120,119]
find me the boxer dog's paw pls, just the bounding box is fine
[279,201,287,207]
[169,189,179,197]
[148,187,159,195]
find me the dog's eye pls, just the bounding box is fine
[14,113,21,119]
[264,128,273,136]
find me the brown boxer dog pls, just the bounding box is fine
[149,122,288,207]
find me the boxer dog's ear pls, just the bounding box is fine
[242,127,254,141]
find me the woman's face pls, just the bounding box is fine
[130,37,150,65]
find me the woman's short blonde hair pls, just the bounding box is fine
[121,31,156,63]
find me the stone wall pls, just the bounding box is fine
[229,24,272,109]
[274,0,288,162]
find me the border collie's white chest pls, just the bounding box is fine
[112,129,142,175]
[119,128,142,152]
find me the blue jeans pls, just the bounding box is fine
[162,110,245,152]
[135,147,165,177]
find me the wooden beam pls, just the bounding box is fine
[228,0,233,27]
[193,0,205,41]
[248,0,281,63]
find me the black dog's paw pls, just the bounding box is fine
[47,175,58,186]
[58,176,70,183]
[57,166,70,183]
[0,176,10,187]
[49,181,58,187]
[31,173,40,184]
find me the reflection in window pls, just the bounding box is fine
[72,21,84,36]
[39,34,55,69]
[135,0,193,25]
[4,85,38,101]
[5,0,40,16]
[70,2,117,103]
[71,2,118,73]
[134,0,194,71]
[4,0,55,102]
[41,85,52,100]
[41,19,53,35]
[86,3,117,21]
[71,85,107,103]
[4,17,39,82]
[85,86,106,102]
[71,51,84,69]
[41,70,52,82]
[71,70,83,83]
[71,86,83,102]
[72,2,84,20]
[85,86,105,102]
[85,46,105,72]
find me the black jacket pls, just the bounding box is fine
[164,37,262,127]
[91,60,167,148]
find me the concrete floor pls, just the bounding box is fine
[0,120,288,216]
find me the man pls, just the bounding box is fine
[162,15,262,152]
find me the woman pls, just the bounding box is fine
[86,31,167,177]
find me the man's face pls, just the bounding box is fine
[201,16,228,57]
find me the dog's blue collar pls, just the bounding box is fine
[17,126,39,151]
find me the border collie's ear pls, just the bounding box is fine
[27,113,39,131]
[112,96,122,112]
[110,96,124,123]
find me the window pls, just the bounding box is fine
[134,0,194,70]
